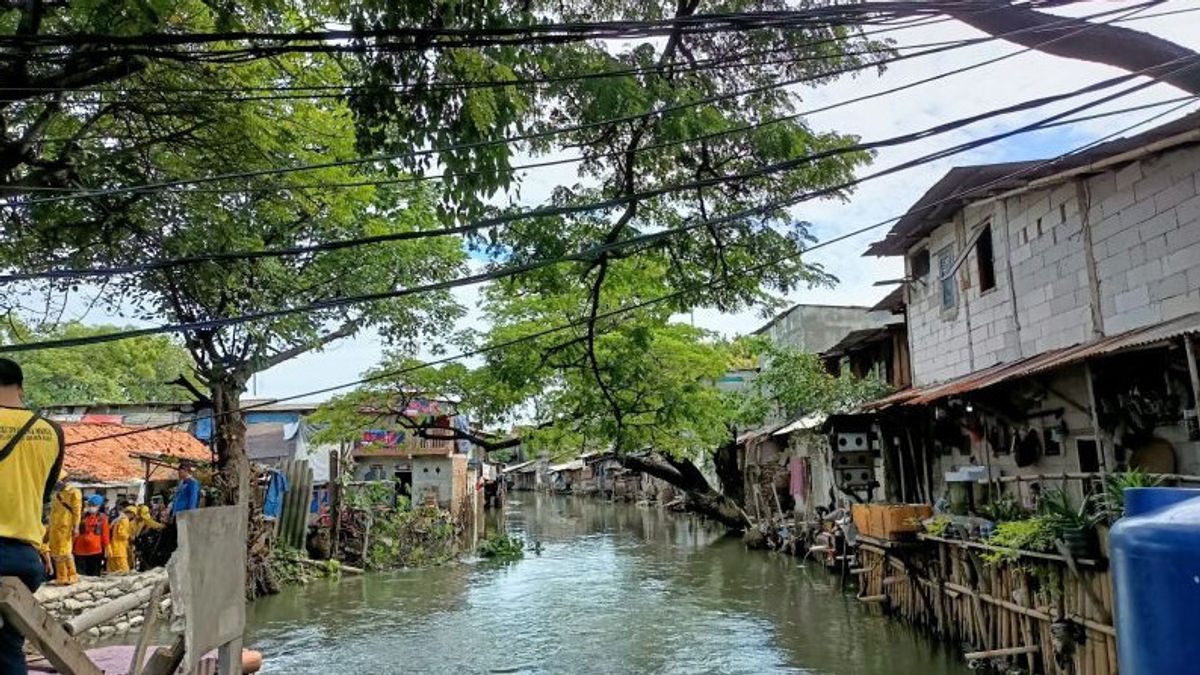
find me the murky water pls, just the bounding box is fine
[246,495,968,674]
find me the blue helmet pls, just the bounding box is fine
[87,494,104,507]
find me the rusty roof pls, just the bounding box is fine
[862,311,1200,410]
[63,423,210,484]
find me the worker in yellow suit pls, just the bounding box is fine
[128,504,164,571]
[46,473,82,585]
[106,505,135,573]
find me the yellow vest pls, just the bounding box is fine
[0,407,65,547]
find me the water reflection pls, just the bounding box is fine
[246,495,967,674]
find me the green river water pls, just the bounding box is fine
[245,495,969,674]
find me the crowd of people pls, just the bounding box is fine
[46,462,202,584]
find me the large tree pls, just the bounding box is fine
[3,0,1198,510]
[0,319,196,408]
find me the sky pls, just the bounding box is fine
[46,0,1200,402]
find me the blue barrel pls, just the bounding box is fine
[1111,487,1200,674]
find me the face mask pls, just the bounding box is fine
[86,506,98,514]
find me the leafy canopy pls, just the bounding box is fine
[0,320,196,407]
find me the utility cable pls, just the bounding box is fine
[58,95,1199,448]
[6,68,1193,354]
[4,0,1158,208]
[3,45,1183,284]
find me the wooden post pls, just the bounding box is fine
[1186,337,1200,437]
[0,577,101,675]
[1084,362,1110,480]
[330,445,342,558]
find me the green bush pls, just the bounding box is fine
[1098,469,1166,522]
[364,505,459,570]
[981,516,1057,566]
[477,533,525,561]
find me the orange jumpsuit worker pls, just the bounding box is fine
[74,494,109,576]
[106,505,135,573]
[47,473,82,584]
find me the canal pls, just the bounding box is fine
[246,495,968,674]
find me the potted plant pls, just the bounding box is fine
[1039,489,1101,559]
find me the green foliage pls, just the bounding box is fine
[477,532,525,561]
[3,0,888,478]
[365,505,459,570]
[1098,469,1166,522]
[1038,488,1100,535]
[268,544,339,587]
[979,494,1024,524]
[0,320,196,407]
[924,516,951,538]
[981,517,1057,566]
[734,337,892,426]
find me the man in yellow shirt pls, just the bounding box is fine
[0,358,63,674]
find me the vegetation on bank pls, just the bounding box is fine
[477,533,525,562]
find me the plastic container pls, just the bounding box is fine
[1110,487,1200,675]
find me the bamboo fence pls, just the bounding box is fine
[855,535,1117,675]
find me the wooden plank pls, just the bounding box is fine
[0,577,101,675]
[129,580,168,675]
[859,594,888,603]
[141,635,186,675]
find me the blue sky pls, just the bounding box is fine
[31,0,1200,403]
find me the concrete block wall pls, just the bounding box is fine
[905,143,1200,386]
[34,569,169,642]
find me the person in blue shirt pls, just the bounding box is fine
[170,462,201,521]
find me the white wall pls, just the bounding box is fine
[905,144,1200,386]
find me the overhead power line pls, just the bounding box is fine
[4,39,1186,285]
[2,1,1164,210]
[6,67,1193,355]
[3,4,1185,101]
[59,96,1198,449]
[0,5,966,50]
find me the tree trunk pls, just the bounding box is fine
[618,452,749,530]
[939,2,1200,95]
[711,439,744,505]
[209,372,250,506]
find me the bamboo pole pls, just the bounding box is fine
[965,645,1040,660]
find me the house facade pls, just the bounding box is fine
[855,113,1200,505]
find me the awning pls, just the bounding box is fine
[548,459,585,472]
[822,327,892,359]
[772,414,827,435]
[501,459,538,474]
[862,311,1200,410]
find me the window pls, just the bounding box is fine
[909,248,930,279]
[937,246,956,310]
[976,224,996,292]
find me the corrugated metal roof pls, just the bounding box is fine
[772,414,827,435]
[862,311,1200,409]
[867,112,1200,257]
[548,459,585,472]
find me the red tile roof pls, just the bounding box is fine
[61,423,210,484]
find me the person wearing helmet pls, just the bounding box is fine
[0,357,63,674]
[47,469,82,585]
[74,493,110,577]
[106,503,135,573]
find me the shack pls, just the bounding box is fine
[548,459,585,493]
